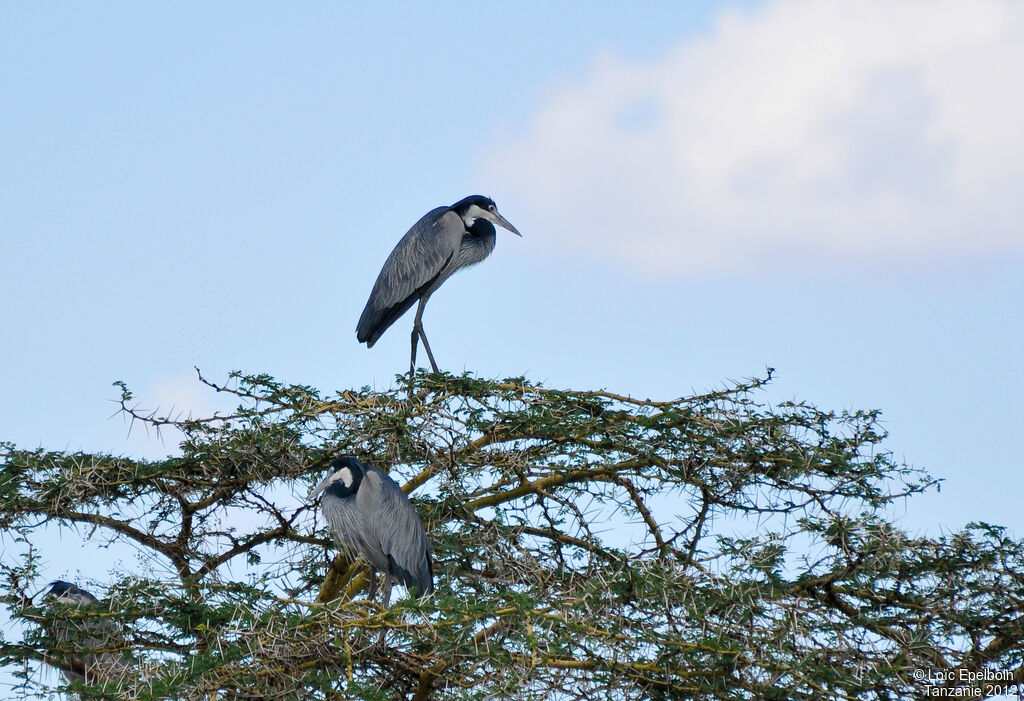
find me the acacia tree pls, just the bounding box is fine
[1,370,1022,699]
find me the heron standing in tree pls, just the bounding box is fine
[356,195,522,375]
[41,580,131,687]
[308,456,434,605]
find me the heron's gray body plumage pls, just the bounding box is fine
[313,457,434,599]
[356,207,496,348]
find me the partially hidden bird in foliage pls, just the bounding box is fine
[42,580,131,687]
[356,195,522,375]
[308,456,434,605]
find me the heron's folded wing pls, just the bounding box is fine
[367,470,435,596]
[356,207,464,346]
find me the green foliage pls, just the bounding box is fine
[1,370,1021,699]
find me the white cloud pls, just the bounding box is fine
[484,0,1024,274]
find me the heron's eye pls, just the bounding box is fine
[489,204,496,212]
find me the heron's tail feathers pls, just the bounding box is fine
[356,292,419,348]
[388,554,434,599]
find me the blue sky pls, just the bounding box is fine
[2,0,1023,657]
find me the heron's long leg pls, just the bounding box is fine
[418,327,439,373]
[372,576,395,647]
[412,296,440,373]
[367,569,378,601]
[409,326,419,378]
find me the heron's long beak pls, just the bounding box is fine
[492,210,522,237]
[307,475,332,502]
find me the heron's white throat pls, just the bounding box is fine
[331,467,354,488]
[460,203,492,228]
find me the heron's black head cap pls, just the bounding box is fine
[451,194,496,215]
[44,580,98,604]
[330,456,366,474]
[325,456,365,499]
[46,581,76,597]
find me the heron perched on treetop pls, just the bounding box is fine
[308,456,434,605]
[356,195,522,375]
